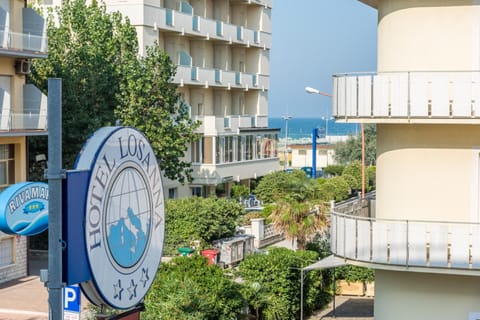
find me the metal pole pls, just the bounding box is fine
[361,122,365,199]
[300,268,304,320]
[333,268,336,318]
[312,128,317,178]
[47,78,63,320]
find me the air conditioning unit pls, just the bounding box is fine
[15,59,31,75]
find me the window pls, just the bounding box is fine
[0,235,14,267]
[191,186,203,197]
[299,149,307,155]
[0,145,14,192]
[256,136,262,159]
[191,140,202,163]
[245,135,253,160]
[236,136,243,162]
[168,188,178,199]
[215,137,223,164]
[225,136,234,163]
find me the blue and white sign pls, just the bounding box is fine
[75,127,165,309]
[0,182,48,235]
[63,285,80,320]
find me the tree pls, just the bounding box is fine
[238,247,326,319]
[144,255,244,320]
[254,169,310,204]
[29,0,199,183]
[164,197,244,254]
[334,124,376,166]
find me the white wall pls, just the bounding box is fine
[375,270,480,320]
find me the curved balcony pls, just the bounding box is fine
[333,71,480,124]
[330,209,480,274]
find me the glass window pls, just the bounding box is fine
[168,188,178,199]
[256,136,262,159]
[225,136,234,163]
[191,186,203,197]
[191,140,202,163]
[215,137,223,164]
[245,135,253,160]
[0,235,14,267]
[236,136,243,162]
[0,145,14,192]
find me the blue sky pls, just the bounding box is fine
[269,0,378,118]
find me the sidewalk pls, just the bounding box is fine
[309,295,374,320]
[0,276,48,320]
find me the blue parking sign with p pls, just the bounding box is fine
[64,285,81,313]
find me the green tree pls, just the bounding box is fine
[254,169,310,204]
[334,124,376,166]
[238,247,326,319]
[342,161,363,191]
[115,44,200,183]
[164,197,244,254]
[144,255,244,320]
[29,0,199,183]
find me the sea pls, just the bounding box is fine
[269,117,359,145]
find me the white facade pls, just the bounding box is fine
[331,1,480,319]
[99,0,279,199]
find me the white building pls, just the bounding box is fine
[0,0,48,283]
[40,0,279,199]
[330,1,480,319]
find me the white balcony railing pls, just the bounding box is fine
[174,65,268,90]
[333,71,480,121]
[192,115,266,133]
[0,30,47,54]
[331,211,480,271]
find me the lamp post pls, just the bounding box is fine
[306,87,332,178]
[282,114,292,170]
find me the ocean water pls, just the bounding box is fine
[269,117,359,144]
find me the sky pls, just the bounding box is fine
[268,0,378,118]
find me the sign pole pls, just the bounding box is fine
[47,78,64,320]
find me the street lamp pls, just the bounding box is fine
[282,114,292,170]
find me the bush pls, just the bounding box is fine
[143,255,244,319]
[164,197,244,255]
[238,247,328,319]
[335,265,375,283]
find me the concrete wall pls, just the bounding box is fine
[377,0,477,72]
[376,124,480,222]
[375,270,480,320]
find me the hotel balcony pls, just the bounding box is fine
[193,115,268,134]
[230,0,273,8]
[0,8,48,58]
[126,5,271,49]
[175,65,269,91]
[330,197,480,275]
[333,71,480,124]
[0,84,48,135]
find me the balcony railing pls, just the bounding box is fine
[175,65,268,90]
[333,71,480,122]
[193,115,267,133]
[331,200,480,271]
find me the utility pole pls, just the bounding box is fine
[282,115,292,170]
[47,78,64,320]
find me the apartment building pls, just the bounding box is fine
[0,0,48,283]
[111,0,279,198]
[330,1,480,319]
[41,0,278,198]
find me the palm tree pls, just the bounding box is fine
[269,176,329,250]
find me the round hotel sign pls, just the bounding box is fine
[75,127,165,309]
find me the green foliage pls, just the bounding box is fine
[30,0,199,183]
[342,161,363,190]
[335,265,375,283]
[317,176,351,202]
[164,197,244,255]
[334,124,376,166]
[231,184,250,200]
[144,255,244,320]
[324,165,345,177]
[254,169,309,203]
[115,44,200,183]
[341,173,357,191]
[238,248,327,319]
[367,166,376,190]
